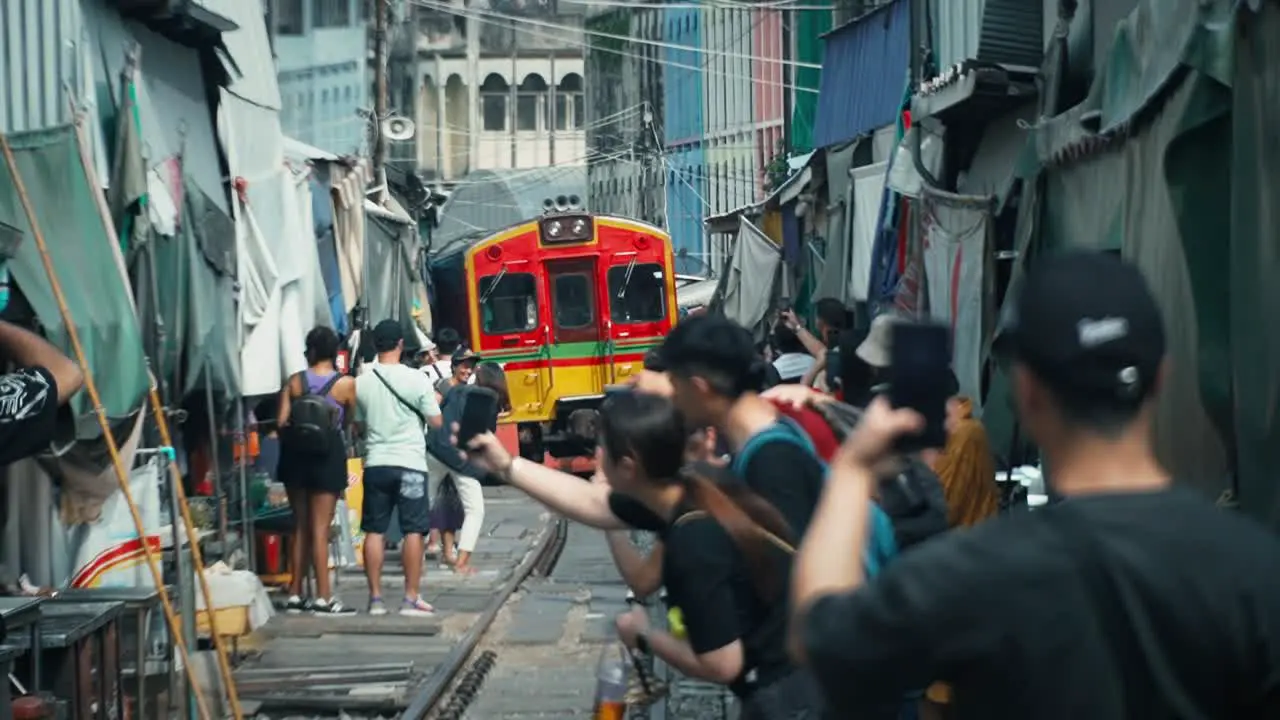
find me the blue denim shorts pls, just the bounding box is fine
[361,466,430,535]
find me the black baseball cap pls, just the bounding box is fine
[371,319,404,352]
[998,252,1165,403]
[452,347,480,365]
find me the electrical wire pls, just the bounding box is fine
[409,0,823,93]
[414,0,823,69]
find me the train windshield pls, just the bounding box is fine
[478,272,538,333]
[607,263,666,323]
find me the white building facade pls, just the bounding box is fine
[406,5,587,182]
[274,0,371,155]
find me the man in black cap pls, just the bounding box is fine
[355,319,443,616]
[790,252,1280,719]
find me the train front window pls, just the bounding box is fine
[478,272,538,333]
[552,273,595,329]
[607,263,666,323]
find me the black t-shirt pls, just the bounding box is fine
[660,508,791,696]
[738,439,825,536]
[606,494,793,695]
[0,367,59,465]
[802,489,1280,719]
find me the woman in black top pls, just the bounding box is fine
[465,391,823,719]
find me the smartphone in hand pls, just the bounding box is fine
[888,321,951,452]
[456,387,500,449]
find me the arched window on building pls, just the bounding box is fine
[480,73,510,131]
[555,73,584,131]
[516,73,547,131]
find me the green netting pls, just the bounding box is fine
[0,126,148,426]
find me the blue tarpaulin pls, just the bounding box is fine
[812,0,911,149]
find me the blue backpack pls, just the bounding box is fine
[730,418,899,577]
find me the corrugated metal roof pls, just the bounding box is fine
[977,0,1045,68]
[1,0,86,133]
[218,0,282,109]
[432,166,588,254]
[812,0,911,149]
[931,0,1043,71]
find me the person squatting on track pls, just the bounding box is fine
[464,391,827,719]
[788,251,1280,719]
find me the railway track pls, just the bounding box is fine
[402,515,569,720]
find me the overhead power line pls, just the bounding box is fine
[411,0,825,71]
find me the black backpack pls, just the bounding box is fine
[810,400,951,551]
[281,373,342,455]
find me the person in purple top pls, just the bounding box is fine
[276,326,357,615]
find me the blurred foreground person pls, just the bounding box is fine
[790,252,1280,719]
[0,319,83,463]
[659,314,826,535]
[925,373,999,529]
[467,391,824,718]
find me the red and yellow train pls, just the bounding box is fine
[431,200,677,460]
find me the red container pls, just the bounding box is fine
[258,533,283,575]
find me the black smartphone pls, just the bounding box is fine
[456,387,500,448]
[778,297,792,312]
[888,321,951,452]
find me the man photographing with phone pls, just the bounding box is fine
[0,222,85,464]
[788,252,1280,719]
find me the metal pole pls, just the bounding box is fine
[373,0,389,182]
[235,396,254,572]
[205,382,227,552]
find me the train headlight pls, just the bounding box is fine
[539,215,594,244]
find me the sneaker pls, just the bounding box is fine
[312,598,356,616]
[400,596,436,617]
[285,595,307,614]
[369,597,388,616]
[426,543,440,558]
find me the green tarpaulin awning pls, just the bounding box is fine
[0,125,148,429]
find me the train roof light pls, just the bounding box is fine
[540,214,593,244]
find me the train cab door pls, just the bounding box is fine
[543,258,607,398]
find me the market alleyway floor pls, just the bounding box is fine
[233,486,552,715]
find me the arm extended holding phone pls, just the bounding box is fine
[429,385,502,482]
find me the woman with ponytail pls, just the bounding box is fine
[464,391,823,718]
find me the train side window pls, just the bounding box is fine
[607,263,666,323]
[552,273,595,329]
[478,272,538,333]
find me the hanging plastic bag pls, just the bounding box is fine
[430,474,465,531]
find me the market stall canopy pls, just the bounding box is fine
[365,196,424,353]
[0,126,148,430]
[431,167,587,257]
[713,217,784,336]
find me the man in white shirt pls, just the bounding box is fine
[356,320,443,616]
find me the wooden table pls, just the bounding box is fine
[0,597,43,691]
[34,601,125,720]
[54,588,173,719]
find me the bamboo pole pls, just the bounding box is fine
[65,93,247,720]
[147,380,245,719]
[0,133,216,720]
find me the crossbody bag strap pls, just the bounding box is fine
[1049,506,1210,720]
[371,369,426,427]
[672,510,795,555]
